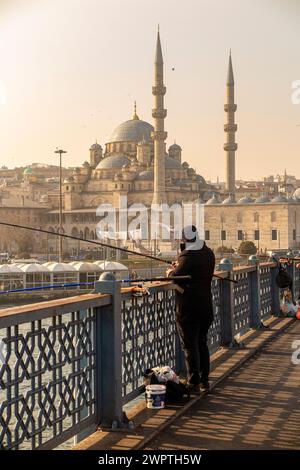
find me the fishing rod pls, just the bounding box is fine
[0,221,237,283]
[0,276,192,295]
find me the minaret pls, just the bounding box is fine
[152,27,167,205]
[224,51,237,194]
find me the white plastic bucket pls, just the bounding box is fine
[145,384,166,409]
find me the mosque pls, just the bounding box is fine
[47,29,299,254]
[62,30,211,212]
[1,29,300,256]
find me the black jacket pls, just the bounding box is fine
[171,243,215,324]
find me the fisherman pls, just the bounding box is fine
[167,225,215,393]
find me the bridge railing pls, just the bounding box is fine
[0,261,298,450]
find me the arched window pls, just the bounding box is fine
[271,211,276,222]
[237,212,243,223]
[254,212,259,223]
[71,227,79,237]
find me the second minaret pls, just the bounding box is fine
[152,28,167,205]
[224,52,237,194]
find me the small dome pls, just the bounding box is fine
[96,154,131,170]
[83,161,91,167]
[23,167,34,175]
[255,195,271,203]
[206,193,221,205]
[222,194,236,204]
[237,196,254,204]
[136,170,154,180]
[271,194,288,203]
[169,143,182,150]
[90,142,102,150]
[165,156,182,169]
[293,188,300,200]
[109,119,153,143]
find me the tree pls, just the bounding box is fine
[216,246,234,254]
[238,241,257,255]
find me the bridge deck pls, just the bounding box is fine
[145,321,300,450]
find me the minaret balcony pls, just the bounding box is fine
[151,130,168,140]
[152,109,167,119]
[224,143,238,151]
[152,85,166,95]
[224,123,237,132]
[224,104,237,112]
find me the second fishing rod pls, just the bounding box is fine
[0,221,238,284]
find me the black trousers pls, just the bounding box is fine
[176,319,212,384]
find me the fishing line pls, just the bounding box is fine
[0,221,237,283]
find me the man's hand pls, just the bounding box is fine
[166,262,178,277]
[166,267,173,277]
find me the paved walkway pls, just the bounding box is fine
[145,321,300,450]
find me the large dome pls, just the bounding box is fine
[109,119,154,143]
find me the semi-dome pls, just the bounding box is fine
[96,154,131,170]
[165,156,182,169]
[222,194,236,204]
[109,119,154,143]
[293,188,300,200]
[255,195,271,203]
[206,193,220,205]
[136,170,154,180]
[195,175,206,184]
[237,196,254,204]
[271,194,288,203]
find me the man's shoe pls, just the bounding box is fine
[199,380,210,393]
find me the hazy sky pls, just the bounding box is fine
[0,0,299,181]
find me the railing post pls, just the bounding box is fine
[94,272,124,429]
[219,259,235,346]
[248,257,261,328]
[270,264,280,316]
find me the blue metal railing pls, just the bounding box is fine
[0,261,288,450]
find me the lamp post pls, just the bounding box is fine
[55,148,67,262]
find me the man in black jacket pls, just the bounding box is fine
[167,225,215,393]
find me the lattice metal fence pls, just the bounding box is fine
[0,262,278,450]
[208,279,222,354]
[0,308,97,450]
[121,285,176,402]
[259,265,273,319]
[233,271,251,336]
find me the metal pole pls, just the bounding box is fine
[55,148,67,262]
